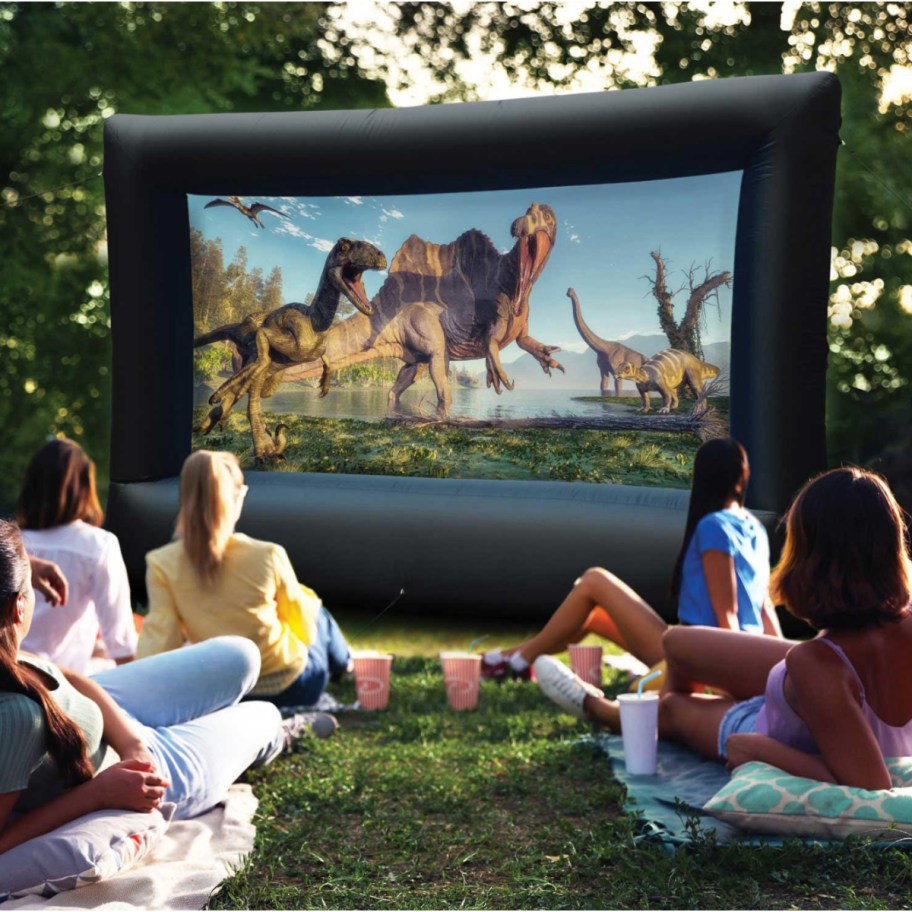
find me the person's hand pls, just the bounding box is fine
[88,759,170,813]
[118,741,157,773]
[724,733,760,770]
[29,556,68,607]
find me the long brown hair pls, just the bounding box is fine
[175,450,244,584]
[17,438,103,530]
[669,437,750,608]
[770,467,912,630]
[0,521,94,786]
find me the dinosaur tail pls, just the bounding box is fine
[568,288,609,353]
[194,324,243,348]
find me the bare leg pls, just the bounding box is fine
[504,605,630,660]
[658,692,736,762]
[516,568,667,668]
[663,626,793,701]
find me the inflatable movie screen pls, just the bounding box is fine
[190,174,738,488]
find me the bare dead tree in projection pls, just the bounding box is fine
[646,251,731,358]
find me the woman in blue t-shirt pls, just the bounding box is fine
[481,438,783,694]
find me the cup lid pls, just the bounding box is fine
[617,691,660,702]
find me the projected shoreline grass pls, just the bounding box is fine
[190,176,738,485]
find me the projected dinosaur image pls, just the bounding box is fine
[189,176,737,485]
[287,202,562,414]
[194,237,387,460]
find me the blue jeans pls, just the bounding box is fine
[92,637,283,820]
[264,606,352,708]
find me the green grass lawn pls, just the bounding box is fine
[208,610,912,909]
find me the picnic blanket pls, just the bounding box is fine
[594,734,912,851]
[591,733,742,848]
[4,784,258,910]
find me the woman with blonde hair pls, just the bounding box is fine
[137,450,352,709]
[17,438,137,672]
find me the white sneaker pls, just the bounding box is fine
[533,655,603,719]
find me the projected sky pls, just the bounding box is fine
[188,170,740,363]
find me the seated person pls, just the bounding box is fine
[17,439,137,673]
[538,468,912,791]
[483,438,782,698]
[657,467,912,789]
[138,450,352,708]
[0,520,329,855]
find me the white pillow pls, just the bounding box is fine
[0,803,174,901]
[704,759,912,840]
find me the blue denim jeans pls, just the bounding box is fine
[92,637,283,820]
[264,606,352,708]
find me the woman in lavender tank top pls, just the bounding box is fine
[657,467,912,790]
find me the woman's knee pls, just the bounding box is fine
[206,636,262,696]
[576,567,616,594]
[662,626,688,662]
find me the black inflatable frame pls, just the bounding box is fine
[104,72,840,619]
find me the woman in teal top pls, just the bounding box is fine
[0,520,320,855]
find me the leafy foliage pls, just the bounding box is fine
[3,2,911,512]
[0,2,388,512]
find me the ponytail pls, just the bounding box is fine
[175,450,244,584]
[0,520,93,786]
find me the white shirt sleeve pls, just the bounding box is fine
[93,533,138,660]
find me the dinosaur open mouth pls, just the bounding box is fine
[516,229,553,315]
[341,265,373,315]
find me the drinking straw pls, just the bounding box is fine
[637,668,663,695]
[468,635,489,654]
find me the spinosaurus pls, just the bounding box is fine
[614,349,720,414]
[284,202,563,417]
[567,288,646,397]
[194,238,387,459]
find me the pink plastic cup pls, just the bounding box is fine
[440,652,482,711]
[352,652,393,710]
[568,643,603,687]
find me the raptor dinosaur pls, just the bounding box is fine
[204,196,288,228]
[283,202,563,417]
[194,237,387,459]
[567,288,645,397]
[614,349,720,414]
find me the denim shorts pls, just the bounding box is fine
[717,695,765,759]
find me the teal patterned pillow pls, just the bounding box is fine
[704,759,912,840]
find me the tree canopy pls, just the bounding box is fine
[1,2,910,510]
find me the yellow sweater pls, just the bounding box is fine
[137,534,319,696]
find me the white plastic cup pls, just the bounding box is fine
[440,652,482,711]
[617,692,660,775]
[568,644,603,687]
[352,651,393,710]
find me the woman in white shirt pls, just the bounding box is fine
[16,439,137,672]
